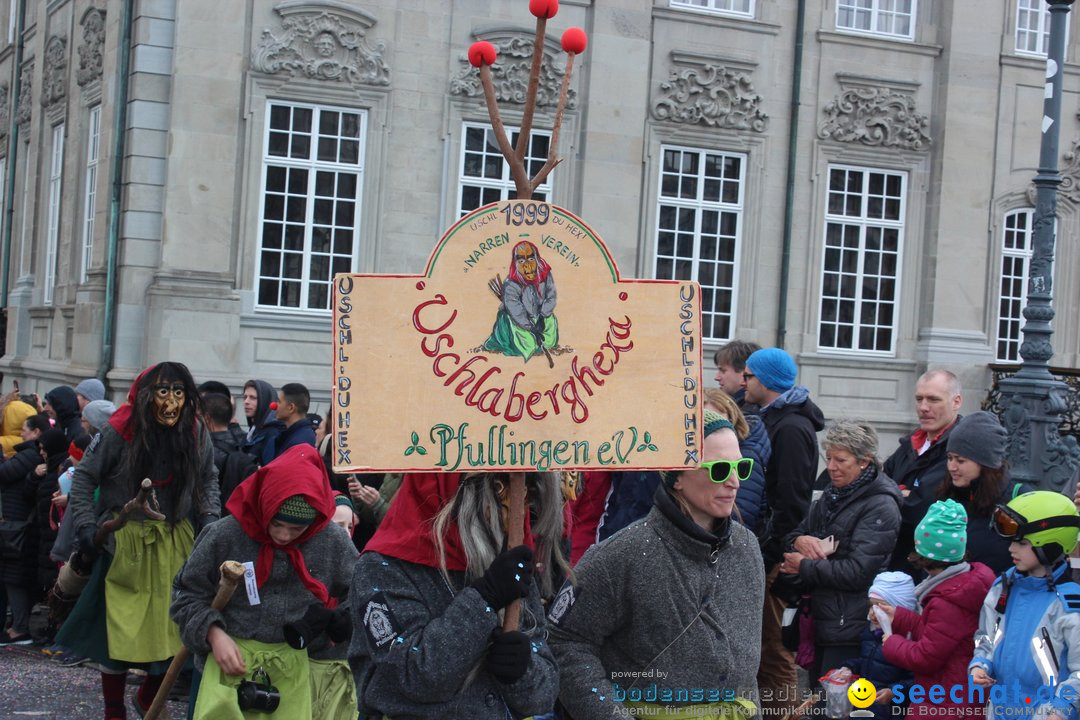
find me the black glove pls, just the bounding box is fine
[284,604,334,649]
[485,628,531,684]
[325,608,352,644]
[76,524,99,560]
[196,513,218,534]
[470,545,533,610]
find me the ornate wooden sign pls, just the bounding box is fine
[333,199,702,473]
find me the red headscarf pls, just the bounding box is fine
[364,472,538,571]
[225,444,338,608]
[107,367,154,442]
[364,473,468,570]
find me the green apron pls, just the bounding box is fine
[621,697,757,719]
[483,310,559,360]
[194,638,311,720]
[309,658,357,720]
[104,518,193,663]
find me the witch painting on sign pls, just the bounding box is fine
[483,240,559,365]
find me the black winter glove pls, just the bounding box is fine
[485,628,531,684]
[76,524,99,560]
[284,604,334,649]
[325,608,352,644]
[196,513,218,534]
[470,545,533,610]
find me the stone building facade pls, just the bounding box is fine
[0,0,1075,443]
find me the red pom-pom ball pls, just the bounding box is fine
[529,0,558,19]
[561,27,587,55]
[269,402,278,410]
[468,41,497,67]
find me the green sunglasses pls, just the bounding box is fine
[699,458,754,483]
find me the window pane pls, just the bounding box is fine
[458,123,552,216]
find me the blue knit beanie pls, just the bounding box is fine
[868,571,917,611]
[745,348,798,393]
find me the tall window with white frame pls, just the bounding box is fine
[458,122,552,216]
[80,105,101,284]
[818,165,906,354]
[997,209,1036,362]
[1016,0,1061,56]
[836,0,915,40]
[654,145,745,341]
[257,101,366,312]
[44,124,64,305]
[669,0,753,17]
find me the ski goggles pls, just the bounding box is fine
[700,458,754,484]
[992,504,1080,539]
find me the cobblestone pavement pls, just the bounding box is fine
[0,642,189,720]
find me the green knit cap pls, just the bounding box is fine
[914,499,967,562]
[274,495,318,525]
[662,410,735,488]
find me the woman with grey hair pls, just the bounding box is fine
[778,419,902,685]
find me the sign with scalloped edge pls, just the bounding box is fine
[332,200,702,473]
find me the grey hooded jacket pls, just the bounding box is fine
[349,551,559,720]
[549,487,765,720]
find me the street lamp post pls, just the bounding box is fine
[998,0,1080,494]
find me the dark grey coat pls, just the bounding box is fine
[349,552,559,720]
[549,488,765,720]
[784,471,902,647]
[170,515,355,670]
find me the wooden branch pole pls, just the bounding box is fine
[513,15,548,166]
[144,560,246,720]
[94,478,164,547]
[479,64,530,198]
[528,51,576,193]
[501,472,528,632]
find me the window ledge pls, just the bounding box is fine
[1001,52,1080,74]
[653,6,781,35]
[797,351,916,372]
[817,29,942,57]
[241,311,332,333]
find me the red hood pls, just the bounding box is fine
[226,444,338,607]
[364,472,537,571]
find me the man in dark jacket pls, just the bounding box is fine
[201,393,258,508]
[743,347,825,718]
[43,386,88,444]
[241,378,283,464]
[265,383,316,463]
[883,369,962,573]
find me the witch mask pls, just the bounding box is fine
[153,381,185,426]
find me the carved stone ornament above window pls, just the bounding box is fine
[651,61,768,132]
[250,4,390,85]
[41,35,68,107]
[16,63,32,127]
[77,7,106,88]
[449,34,577,108]
[817,86,931,151]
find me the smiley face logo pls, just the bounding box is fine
[848,678,877,708]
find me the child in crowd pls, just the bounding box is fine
[839,571,916,717]
[171,444,355,719]
[880,499,995,719]
[970,491,1080,720]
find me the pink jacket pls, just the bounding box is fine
[882,562,995,719]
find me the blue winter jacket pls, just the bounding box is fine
[735,415,770,532]
[597,471,660,542]
[971,562,1080,720]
